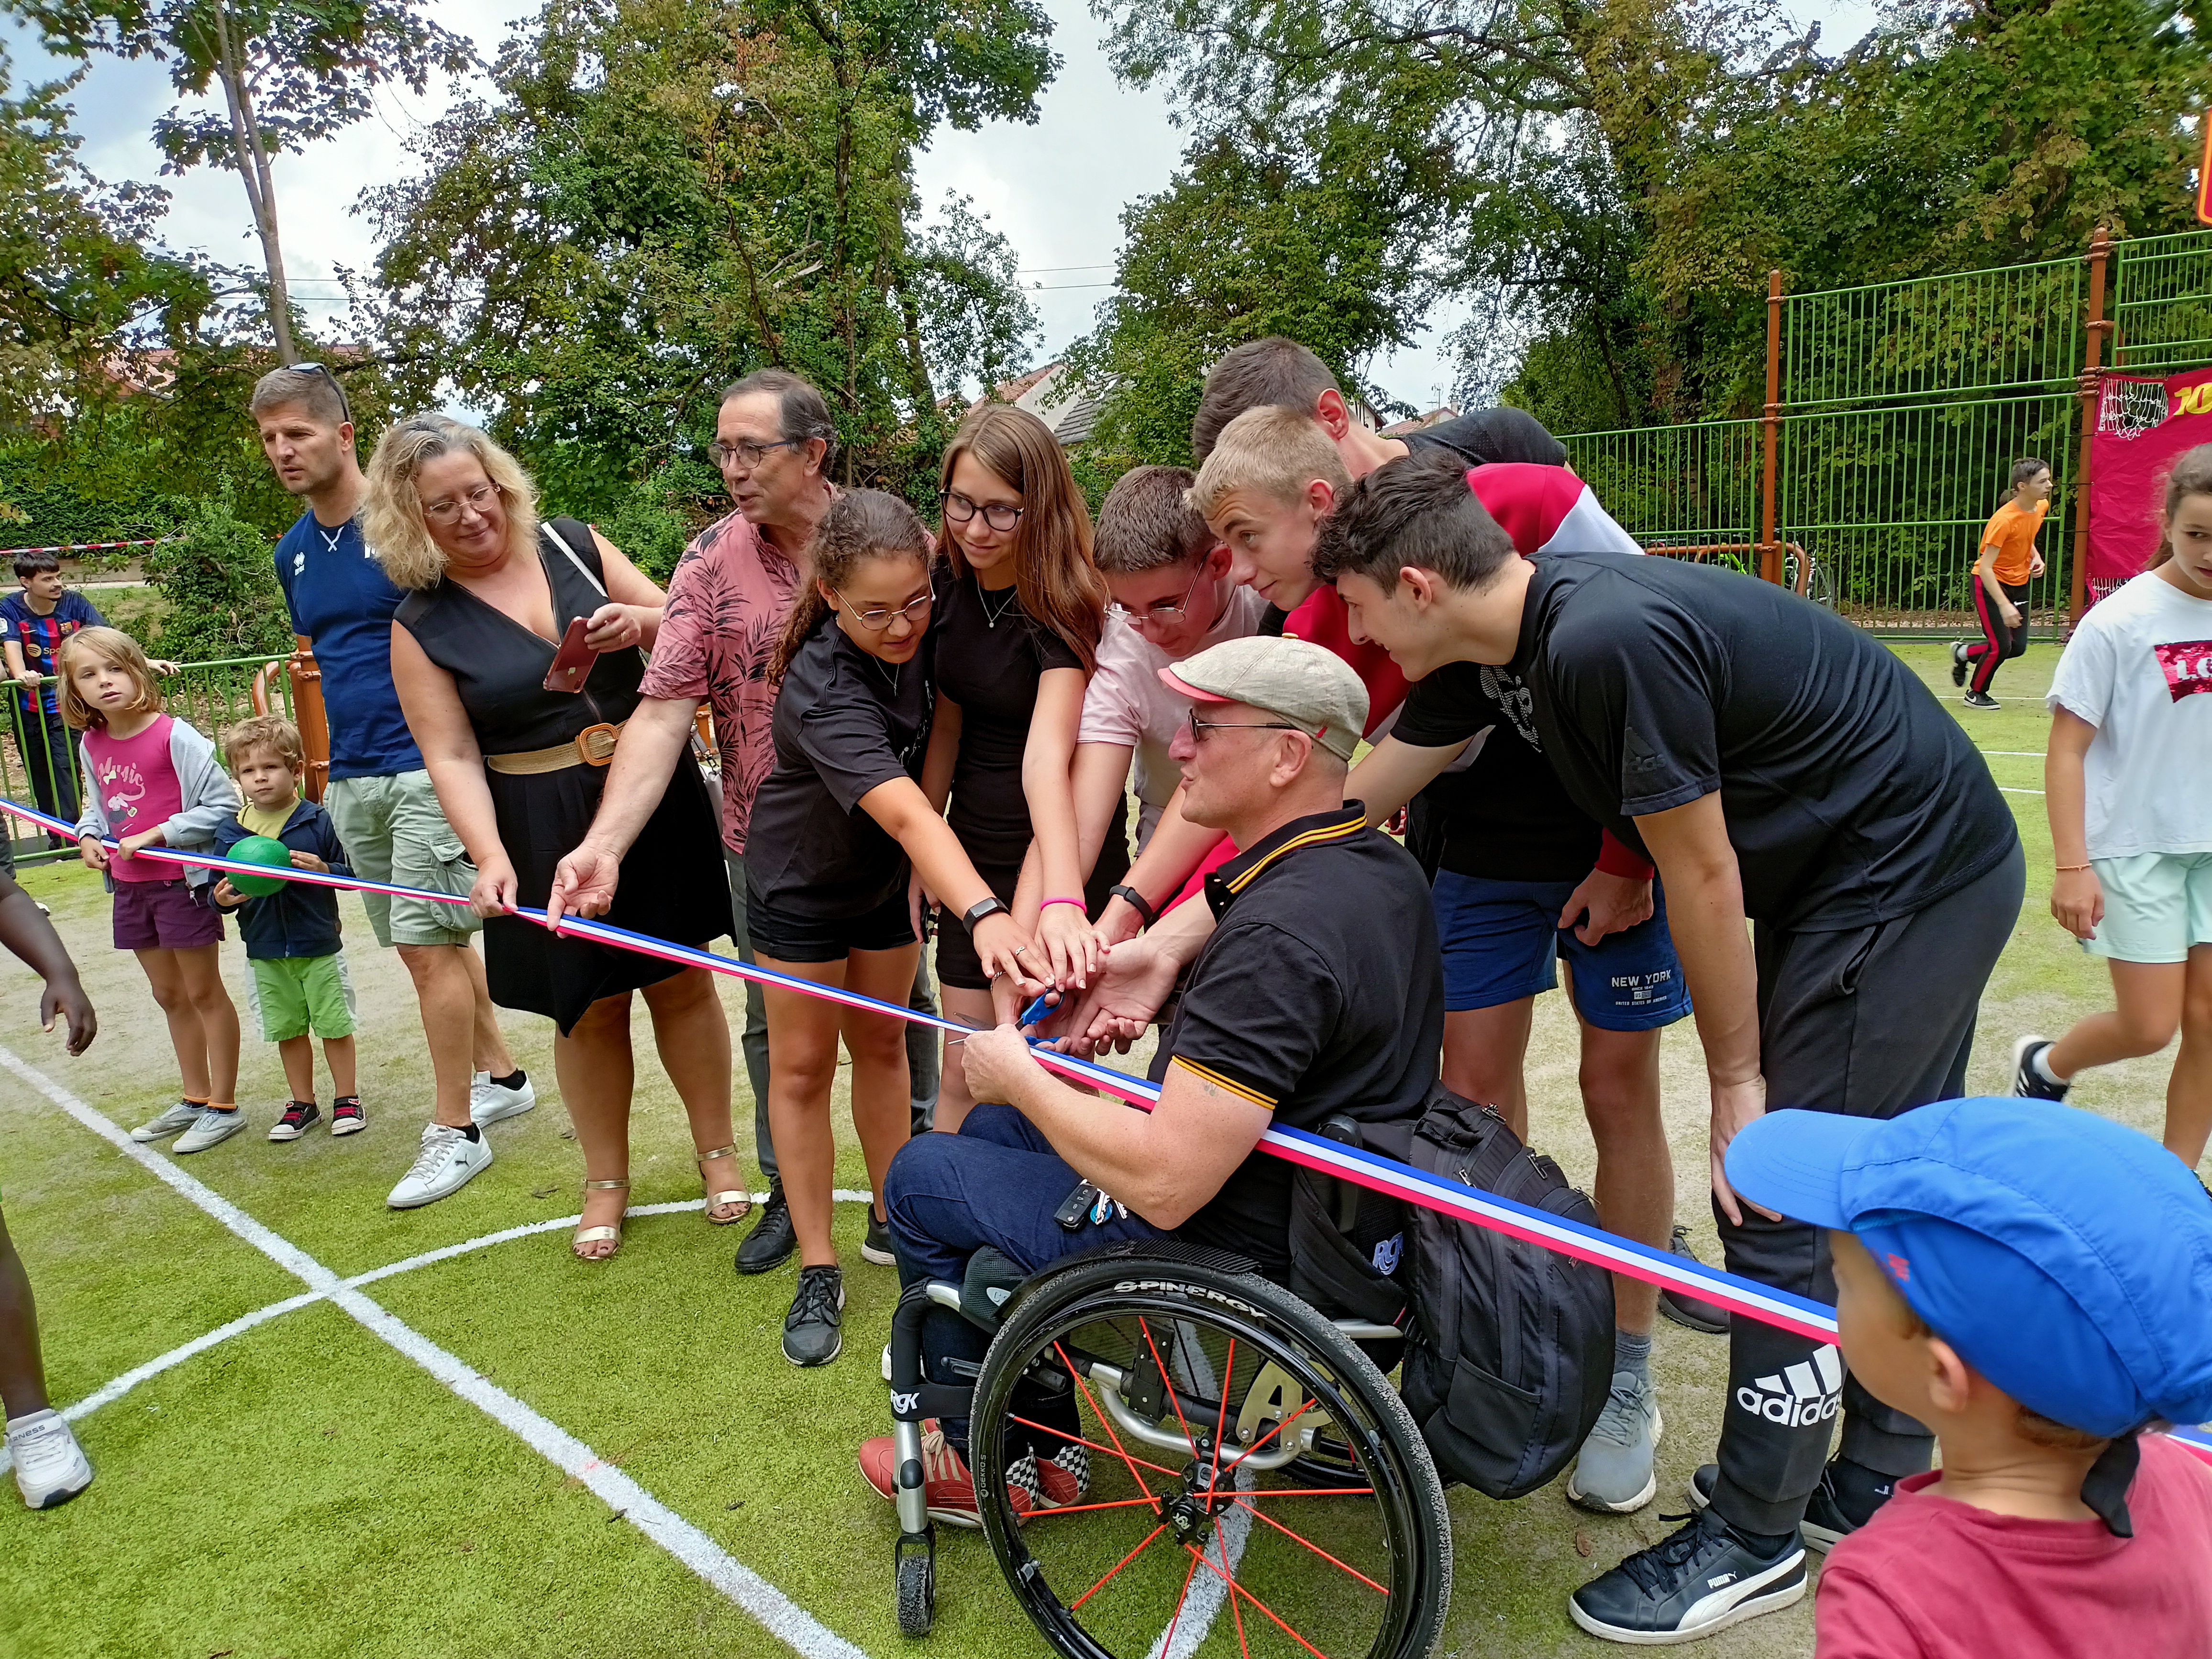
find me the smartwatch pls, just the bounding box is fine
[961,896,1010,934]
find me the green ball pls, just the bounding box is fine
[226,834,293,896]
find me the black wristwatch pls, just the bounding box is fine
[1108,883,1158,928]
[961,896,1010,934]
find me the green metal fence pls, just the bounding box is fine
[0,654,295,868]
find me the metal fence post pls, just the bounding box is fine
[1761,270,1783,585]
[2071,227,2112,630]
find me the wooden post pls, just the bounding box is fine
[1761,270,1783,585]
[2073,226,2112,630]
[287,637,331,802]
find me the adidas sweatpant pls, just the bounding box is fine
[1706,843,2025,1538]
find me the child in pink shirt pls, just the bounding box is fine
[63,628,245,1151]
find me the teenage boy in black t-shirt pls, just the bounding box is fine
[1315,449,2025,1646]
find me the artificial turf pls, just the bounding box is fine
[0,642,2180,1658]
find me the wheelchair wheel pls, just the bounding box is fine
[968,1247,1450,1659]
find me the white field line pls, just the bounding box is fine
[2000,787,2047,796]
[0,1042,867,1659]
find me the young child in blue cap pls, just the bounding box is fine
[1725,1098,2212,1656]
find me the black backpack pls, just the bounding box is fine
[1287,1083,1615,1500]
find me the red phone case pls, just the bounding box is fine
[542,617,595,694]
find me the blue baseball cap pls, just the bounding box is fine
[1725,1099,2212,1439]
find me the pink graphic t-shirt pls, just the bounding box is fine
[85,714,183,883]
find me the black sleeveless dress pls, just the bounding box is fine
[395,518,730,1033]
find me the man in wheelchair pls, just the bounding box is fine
[859,636,1444,1523]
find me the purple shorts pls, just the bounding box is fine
[112,878,224,952]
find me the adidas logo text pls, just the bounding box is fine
[1734,1344,1845,1428]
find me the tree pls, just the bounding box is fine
[8,0,473,363]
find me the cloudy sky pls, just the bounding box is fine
[5,0,1881,413]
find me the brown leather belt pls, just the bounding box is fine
[485,720,624,775]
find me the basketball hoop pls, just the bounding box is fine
[2097,374,2171,438]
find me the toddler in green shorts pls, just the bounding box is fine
[210,716,364,1140]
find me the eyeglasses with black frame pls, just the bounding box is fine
[941,489,1024,533]
[833,588,934,631]
[1106,558,1211,628]
[1186,711,1305,744]
[709,436,802,472]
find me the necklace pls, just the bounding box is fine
[868,655,901,695]
[979,581,1021,629]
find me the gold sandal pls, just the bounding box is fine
[573,1178,629,1261]
[697,1144,752,1226]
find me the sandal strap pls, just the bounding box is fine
[582,1178,630,1192]
[704,1190,749,1207]
[572,1226,622,1244]
[694,1144,738,1164]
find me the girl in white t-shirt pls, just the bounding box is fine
[2015,444,2212,1168]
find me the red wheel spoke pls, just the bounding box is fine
[1187,1543,1338,1659]
[1219,1396,1320,1477]
[1211,1337,1237,1492]
[1071,1522,1169,1612]
[1160,1543,1202,1656]
[1235,1487,1375,1498]
[1136,1315,1201,1458]
[1232,1498,1389,1595]
[1055,1340,1160,1502]
[1008,1414,1181,1482]
[1026,1496,1168,1518]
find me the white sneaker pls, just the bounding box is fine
[172,1106,249,1154]
[7,1410,93,1509]
[129,1100,205,1142]
[387,1123,492,1209]
[469,1071,536,1128]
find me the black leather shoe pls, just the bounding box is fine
[736,1177,796,1275]
[1658,1226,1731,1334]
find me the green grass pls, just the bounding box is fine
[0,641,2180,1658]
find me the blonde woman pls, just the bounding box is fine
[365,414,741,1260]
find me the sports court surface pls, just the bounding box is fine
[0,643,2174,1658]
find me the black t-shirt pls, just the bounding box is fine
[935,575,1085,867]
[1514,553,2019,930]
[744,611,936,918]
[1402,409,1565,469]
[1393,663,1603,883]
[1158,806,1444,1280]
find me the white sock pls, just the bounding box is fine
[2033,1045,2067,1085]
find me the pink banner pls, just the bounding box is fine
[2088,365,2212,604]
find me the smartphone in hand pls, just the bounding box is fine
[542,617,595,694]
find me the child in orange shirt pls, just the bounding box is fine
[1952,457,2050,708]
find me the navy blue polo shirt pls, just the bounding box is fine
[272,512,422,780]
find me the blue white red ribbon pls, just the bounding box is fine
[17,792,2212,1460]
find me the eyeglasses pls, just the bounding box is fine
[834,589,934,630]
[1187,712,1305,744]
[277,362,352,426]
[422,482,500,525]
[1107,560,1210,628]
[941,490,1024,533]
[710,436,801,471]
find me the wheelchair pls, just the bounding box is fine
[885,1237,1452,1658]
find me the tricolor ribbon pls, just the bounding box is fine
[12,794,2212,1462]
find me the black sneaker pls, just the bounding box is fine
[330,1096,366,1136]
[782,1265,845,1367]
[1962,689,1999,710]
[1950,640,1970,687]
[1658,1226,1730,1335]
[1571,1507,1806,1643]
[862,1206,896,1266]
[1687,1458,1894,1552]
[737,1177,796,1275]
[2012,1035,2070,1102]
[267,1100,321,1142]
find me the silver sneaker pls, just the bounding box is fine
[7,1410,93,1509]
[129,1100,205,1142]
[1566,1369,1662,1514]
[387,1123,493,1209]
[469,1071,536,1128]
[172,1106,248,1154]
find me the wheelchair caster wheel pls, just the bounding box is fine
[895,1528,935,1637]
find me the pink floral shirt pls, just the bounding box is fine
[639,510,801,854]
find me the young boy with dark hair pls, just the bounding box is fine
[1,551,106,851]
[1725,1097,2212,1654]
[209,714,363,1140]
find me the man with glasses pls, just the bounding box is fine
[548,368,939,1275]
[251,366,531,1206]
[1063,467,1268,893]
[857,635,1441,1523]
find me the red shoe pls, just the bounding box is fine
[1010,1442,1091,1510]
[859,1421,1032,1529]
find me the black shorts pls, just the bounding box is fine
[934,827,1132,993]
[746,886,917,965]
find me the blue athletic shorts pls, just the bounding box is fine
[1430,871,1692,1030]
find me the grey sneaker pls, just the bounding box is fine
[129,1099,205,1142]
[172,1106,248,1154]
[6,1409,92,1509]
[469,1071,536,1127]
[782,1265,845,1366]
[1566,1370,1662,1514]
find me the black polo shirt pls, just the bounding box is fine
[1156,805,1444,1279]
[1514,552,2019,930]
